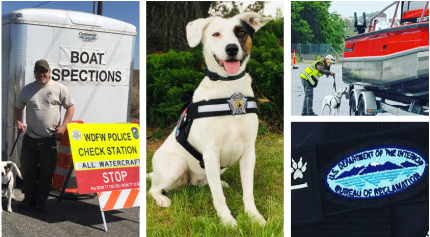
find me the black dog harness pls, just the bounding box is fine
[2,169,11,188]
[2,176,11,188]
[175,91,258,169]
[330,94,341,109]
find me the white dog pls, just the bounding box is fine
[320,87,347,116]
[147,13,272,227]
[2,161,22,212]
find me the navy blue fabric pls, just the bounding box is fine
[291,122,429,237]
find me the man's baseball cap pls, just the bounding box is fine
[34,60,50,70]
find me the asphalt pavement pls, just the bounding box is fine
[291,64,393,116]
[1,179,139,237]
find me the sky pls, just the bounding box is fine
[329,1,400,18]
[2,1,140,69]
[263,1,284,16]
[239,1,284,17]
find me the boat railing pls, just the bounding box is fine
[368,1,399,32]
[368,1,429,33]
[419,1,429,23]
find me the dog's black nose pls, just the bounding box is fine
[225,44,239,57]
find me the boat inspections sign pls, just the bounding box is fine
[68,123,140,194]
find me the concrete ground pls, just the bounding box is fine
[2,179,139,237]
[291,64,393,116]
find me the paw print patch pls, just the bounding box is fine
[291,157,307,180]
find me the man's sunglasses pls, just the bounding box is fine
[35,69,49,74]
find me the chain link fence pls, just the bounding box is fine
[291,44,345,62]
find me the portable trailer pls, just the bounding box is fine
[343,1,429,116]
[2,9,137,164]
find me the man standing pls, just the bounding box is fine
[14,60,75,212]
[300,55,336,116]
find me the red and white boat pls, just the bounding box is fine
[343,1,429,116]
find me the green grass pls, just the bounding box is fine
[146,133,284,236]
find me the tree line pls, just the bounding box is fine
[146,1,279,54]
[291,1,345,45]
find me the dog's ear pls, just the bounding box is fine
[235,13,273,32]
[186,17,215,48]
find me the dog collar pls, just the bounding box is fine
[205,68,246,81]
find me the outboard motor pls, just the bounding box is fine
[354,12,367,34]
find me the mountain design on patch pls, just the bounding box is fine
[336,161,418,180]
[336,164,365,179]
[359,161,403,175]
[400,161,419,168]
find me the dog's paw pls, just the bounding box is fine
[155,195,171,208]
[221,181,229,188]
[221,215,237,227]
[291,157,307,180]
[246,210,267,226]
[250,213,267,226]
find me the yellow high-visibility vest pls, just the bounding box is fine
[300,59,324,86]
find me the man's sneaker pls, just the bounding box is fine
[17,198,36,209]
[36,200,46,213]
[301,113,307,116]
[307,112,318,116]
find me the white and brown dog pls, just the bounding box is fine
[320,87,348,116]
[147,13,272,226]
[2,161,22,212]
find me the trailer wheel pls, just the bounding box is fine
[357,96,366,115]
[349,93,358,116]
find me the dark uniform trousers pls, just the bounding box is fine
[301,77,314,114]
[20,134,58,201]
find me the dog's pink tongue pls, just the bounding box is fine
[223,61,240,74]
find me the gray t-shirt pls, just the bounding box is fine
[15,80,74,138]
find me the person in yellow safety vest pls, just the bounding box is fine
[300,55,336,116]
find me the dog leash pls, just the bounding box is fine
[9,128,23,157]
[332,75,337,93]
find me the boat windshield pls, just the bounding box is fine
[402,1,428,13]
[401,1,429,23]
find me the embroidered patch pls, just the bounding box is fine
[291,157,307,180]
[175,108,188,137]
[227,93,247,115]
[234,99,243,109]
[325,146,428,199]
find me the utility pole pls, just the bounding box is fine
[97,1,103,16]
[93,1,103,15]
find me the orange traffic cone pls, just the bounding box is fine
[50,120,94,199]
[51,127,78,193]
